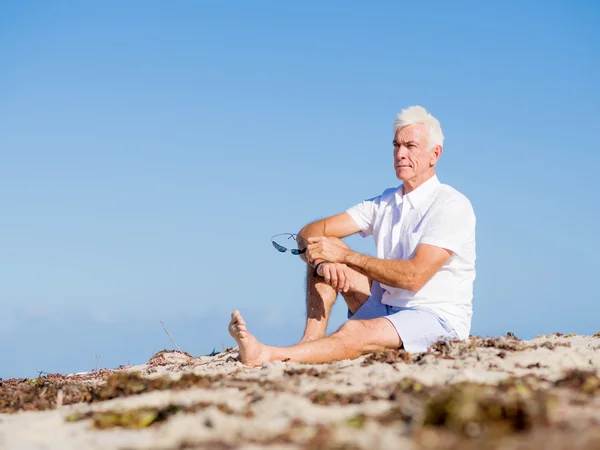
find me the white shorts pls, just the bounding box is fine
[348,293,459,353]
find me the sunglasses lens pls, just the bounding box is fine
[272,241,287,252]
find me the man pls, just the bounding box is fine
[229,105,476,367]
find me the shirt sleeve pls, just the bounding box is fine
[346,196,380,237]
[419,198,476,255]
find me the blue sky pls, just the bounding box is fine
[1,1,599,379]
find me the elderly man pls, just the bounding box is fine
[229,106,476,366]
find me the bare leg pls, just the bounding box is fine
[300,239,372,343]
[300,266,337,343]
[230,310,401,367]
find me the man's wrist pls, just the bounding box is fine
[342,249,358,266]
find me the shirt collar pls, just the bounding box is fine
[395,175,441,209]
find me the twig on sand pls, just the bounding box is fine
[160,320,183,353]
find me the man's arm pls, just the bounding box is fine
[297,212,360,265]
[344,244,452,292]
[306,237,452,292]
[298,212,361,240]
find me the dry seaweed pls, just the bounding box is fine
[428,339,478,358]
[0,376,94,413]
[554,369,600,394]
[361,335,572,367]
[148,350,193,367]
[414,426,600,450]
[536,341,572,350]
[308,390,376,406]
[67,401,236,429]
[0,372,218,414]
[361,349,414,365]
[389,378,429,399]
[67,405,182,429]
[284,367,327,377]
[422,382,552,437]
[470,337,530,352]
[171,419,360,450]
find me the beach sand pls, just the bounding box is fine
[1,333,599,449]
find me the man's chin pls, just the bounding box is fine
[395,170,411,181]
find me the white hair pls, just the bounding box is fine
[393,105,444,151]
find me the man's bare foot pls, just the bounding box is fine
[228,310,271,367]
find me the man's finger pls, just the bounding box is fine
[323,265,331,283]
[306,248,318,262]
[337,270,346,292]
[343,272,351,292]
[306,243,321,252]
[330,270,338,289]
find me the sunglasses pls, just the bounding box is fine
[271,233,307,255]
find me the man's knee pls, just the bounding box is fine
[336,319,401,352]
[335,320,369,349]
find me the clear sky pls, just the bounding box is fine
[1,1,599,379]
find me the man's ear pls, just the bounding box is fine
[430,145,443,166]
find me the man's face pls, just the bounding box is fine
[393,124,439,183]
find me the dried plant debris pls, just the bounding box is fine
[0,375,94,413]
[178,423,361,450]
[414,426,600,450]
[593,332,600,338]
[361,349,415,365]
[309,390,377,406]
[428,339,478,358]
[93,372,214,401]
[389,378,429,399]
[308,379,558,442]
[67,402,237,430]
[308,378,430,408]
[79,411,361,450]
[422,383,553,437]
[536,341,572,350]
[1,372,217,414]
[514,362,548,370]
[362,336,571,366]
[284,367,327,377]
[52,369,600,450]
[554,369,600,394]
[497,375,548,394]
[432,337,571,356]
[148,350,193,367]
[67,405,182,429]
[469,337,530,352]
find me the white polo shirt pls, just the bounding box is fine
[346,175,476,339]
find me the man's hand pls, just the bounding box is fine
[317,262,352,293]
[307,237,350,265]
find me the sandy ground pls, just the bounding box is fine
[1,333,600,450]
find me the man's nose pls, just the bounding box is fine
[395,145,408,159]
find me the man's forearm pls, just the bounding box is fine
[343,250,420,292]
[297,223,326,266]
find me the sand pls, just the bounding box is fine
[1,333,600,449]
